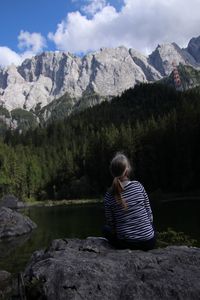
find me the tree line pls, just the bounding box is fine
[0,83,200,201]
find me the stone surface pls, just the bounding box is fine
[148,43,197,76]
[0,270,12,299]
[0,207,37,239]
[0,36,200,117]
[24,237,200,300]
[129,49,162,81]
[0,194,24,209]
[187,36,200,63]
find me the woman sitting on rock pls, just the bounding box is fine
[104,152,156,250]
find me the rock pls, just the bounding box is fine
[0,270,26,299]
[0,37,200,123]
[82,46,147,97]
[148,43,197,76]
[129,49,162,81]
[23,237,200,300]
[0,270,12,299]
[0,194,25,209]
[0,207,37,239]
[187,35,200,63]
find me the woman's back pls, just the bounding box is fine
[104,180,154,241]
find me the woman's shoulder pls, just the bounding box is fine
[127,180,143,187]
[124,180,144,193]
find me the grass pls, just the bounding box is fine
[23,198,103,207]
[156,227,198,248]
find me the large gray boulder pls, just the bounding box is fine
[0,194,25,209]
[24,238,200,300]
[0,270,12,299]
[0,207,37,239]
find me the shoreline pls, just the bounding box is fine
[17,193,200,209]
[22,198,103,208]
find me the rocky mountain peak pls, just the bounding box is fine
[148,43,194,76]
[0,36,200,120]
[84,46,147,96]
[187,35,200,63]
[129,49,162,81]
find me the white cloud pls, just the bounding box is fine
[18,30,46,53]
[1,0,199,68]
[0,31,46,67]
[48,6,119,53]
[0,47,21,67]
[49,0,200,54]
[82,0,107,15]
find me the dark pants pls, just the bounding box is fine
[103,225,156,251]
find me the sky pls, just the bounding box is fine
[0,0,200,67]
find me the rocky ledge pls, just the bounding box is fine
[0,194,25,209]
[0,207,37,239]
[24,238,200,300]
[0,270,12,299]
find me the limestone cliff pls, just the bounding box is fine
[0,36,200,125]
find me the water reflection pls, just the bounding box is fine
[152,200,200,241]
[0,200,199,273]
[0,233,33,259]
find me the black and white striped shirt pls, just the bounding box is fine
[104,180,154,241]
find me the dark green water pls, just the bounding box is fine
[0,200,200,273]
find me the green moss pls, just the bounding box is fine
[156,228,198,248]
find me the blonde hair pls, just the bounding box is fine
[109,153,131,209]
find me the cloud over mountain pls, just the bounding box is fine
[49,0,200,54]
[18,31,46,53]
[0,0,199,67]
[0,31,46,67]
[0,47,22,67]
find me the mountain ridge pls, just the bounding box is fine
[0,35,200,128]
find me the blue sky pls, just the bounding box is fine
[0,0,122,52]
[0,0,199,67]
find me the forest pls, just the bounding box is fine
[0,83,200,201]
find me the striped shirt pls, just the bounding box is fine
[104,180,154,241]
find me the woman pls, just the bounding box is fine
[104,152,156,250]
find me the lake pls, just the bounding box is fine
[0,200,200,273]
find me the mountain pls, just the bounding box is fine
[159,64,200,90]
[186,36,200,63]
[0,47,160,111]
[0,35,200,128]
[148,42,198,76]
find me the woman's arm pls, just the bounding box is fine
[104,193,115,229]
[140,183,153,223]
